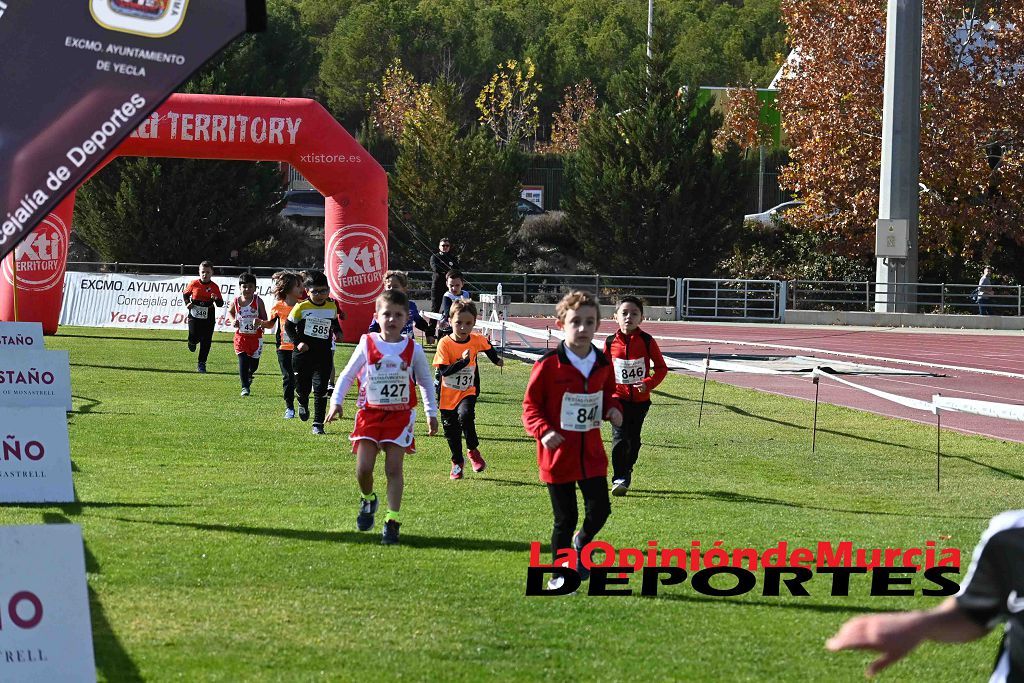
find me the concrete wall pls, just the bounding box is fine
[785,310,1024,330]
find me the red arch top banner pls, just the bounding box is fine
[0,94,388,341]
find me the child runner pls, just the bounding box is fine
[604,296,668,496]
[268,271,303,418]
[224,272,268,397]
[368,270,434,343]
[286,271,342,435]
[522,291,622,586]
[326,289,439,545]
[182,261,224,373]
[433,300,503,479]
[435,270,471,337]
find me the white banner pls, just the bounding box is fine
[0,350,72,411]
[0,322,44,350]
[0,408,75,503]
[0,525,96,682]
[812,368,936,413]
[59,272,275,330]
[933,395,1024,423]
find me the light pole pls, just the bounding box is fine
[647,0,653,59]
[875,0,922,312]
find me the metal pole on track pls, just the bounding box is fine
[812,375,821,453]
[697,346,711,427]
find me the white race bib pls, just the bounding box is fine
[239,319,257,334]
[306,317,331,340]
[613,357,647,385]
[442,366,475,391]
[190,305,208,320]
[366,369,411,405]
[560,392,602,432]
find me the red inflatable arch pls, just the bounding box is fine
[0,94,388,342]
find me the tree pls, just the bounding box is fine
[391,81,526,271]
[369,59,422,140]
[778,0,1024,282]
[73,1,315,264]
[542,80,598,154]
[713,86,774,154]
[476,58,542,147]
[563,43,747,277]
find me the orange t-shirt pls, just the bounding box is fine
[432,332,493,411]
[270,300,295,351]
[183,279,222,303]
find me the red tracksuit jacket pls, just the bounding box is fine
[603,329,669,403]
[522,342,622,484]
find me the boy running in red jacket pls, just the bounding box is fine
[604,296,668,496]
[522,291,622,581]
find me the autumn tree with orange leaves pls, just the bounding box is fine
[778,0,1024,281]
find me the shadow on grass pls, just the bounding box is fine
[943,453,1024,481]
[109,516,535,553]
[71,362,236,376]
[651,390,933,453]
[650,591,893,614]
[71,394,102,414]
[483,477,544,489]
[625,488,990,521]
[43,513,143,682]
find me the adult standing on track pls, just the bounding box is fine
[429,238,459,335]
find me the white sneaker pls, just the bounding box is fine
[284,408,296,419]
[611,479,629,497]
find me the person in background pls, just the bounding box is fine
[976,265,995,315]
[429,238,459,336]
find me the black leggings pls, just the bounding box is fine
[237,353,260,390]
[546,477,610,561]
[293,349,332,425]
[610,401,651,482]
[276,349,294,409]
[440,396,478,463]
[187,315,216,363]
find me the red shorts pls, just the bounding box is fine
[350,408,417,454]
[234,334,263,358]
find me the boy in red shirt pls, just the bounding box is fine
[224,272,269,397]
[604,296,669,496]
[182,261,223,373]
[522,291,622,581]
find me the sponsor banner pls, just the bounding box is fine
[0,350,72,411]
[0,322,44,349]
[0,525,96,682]
[0,408,74,503]
[0,1,266,261]
[60,271,275,330]
[326,223,387,306]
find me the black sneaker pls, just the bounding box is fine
[381,519,401,545]
[311,424,325,435]
[356,494,378,531]
[188,341,197,353]
[297,403,309,421]
[197,363,206,374]
[572,531,591,581]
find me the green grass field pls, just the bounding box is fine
[3,326,1022,681]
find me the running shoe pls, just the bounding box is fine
[450,462,464,480]
[240,387,250,397]
[467,449,487,473]
[611,478,629,497]
[297,403,309,421]
[311,424,325,435]
[188,341,196,353]
[356,494,378,531]
[381,519,401,545]
[284,408,295,419]
[197,363,206,374]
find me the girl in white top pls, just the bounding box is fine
[327,290,438,545]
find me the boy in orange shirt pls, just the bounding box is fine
[432,300,503,479]
[268,271,303,418]
[182,261,224,373]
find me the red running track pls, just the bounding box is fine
[507,318,1024,443]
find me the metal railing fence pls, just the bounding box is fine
[788,280,1023,316]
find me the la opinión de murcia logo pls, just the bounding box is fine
[91,0,188,37]
[327,226,387,305]
[1,215,69,292]
[526,540,963,597]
